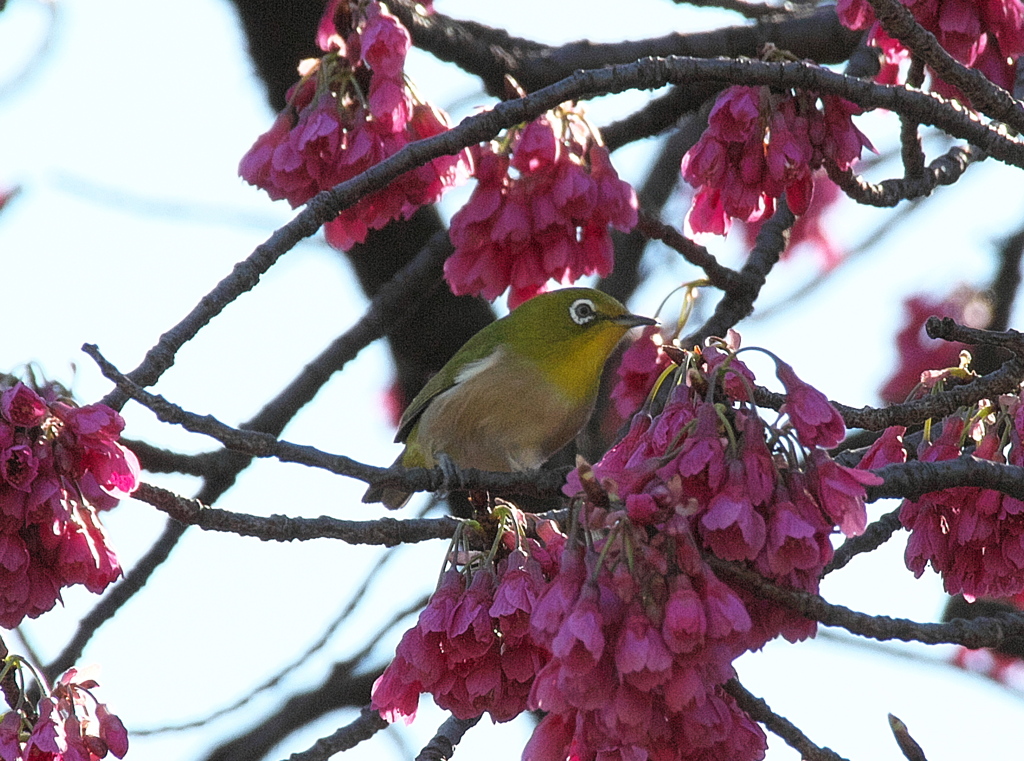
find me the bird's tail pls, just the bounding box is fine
[361,451,411,509]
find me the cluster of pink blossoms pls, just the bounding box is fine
[372,516,559,724]
[0,666,128,761]
[239,0,471,250]
[373,334,885,760]
[837,0,1024,97]
[900,395,1024,598]
[445,108,638,307]
[879,288,990,404]
[0,378,138,628]
[681,85,873,238]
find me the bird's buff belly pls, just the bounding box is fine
[412,359,590,472]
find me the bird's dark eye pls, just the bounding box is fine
[570,298,597,326]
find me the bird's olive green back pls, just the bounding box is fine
[394,288,635,444]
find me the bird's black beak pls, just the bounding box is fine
[611,313,657,328]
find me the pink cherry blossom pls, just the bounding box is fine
[240,0,470,249]
[857,426,908,470]
[445,110,637,307]
[901,419,1024,598]
[806,449,882,537]
[0,375,135,629]
[11,665,129,761]
[610,325,674,420]
[1,383,47,427]
[682,85,872,238]
[776,360,847,449]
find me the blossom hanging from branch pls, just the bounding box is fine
[0,657,128,761]
[238,0,471,250]
[0,374,138,629]
[445,105,638,307]
[681,83,873,239]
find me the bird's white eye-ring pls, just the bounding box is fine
[569,298,597,325]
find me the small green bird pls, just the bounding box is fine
[363,287,656,509]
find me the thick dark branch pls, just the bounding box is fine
[865,0,1024,131]
[926,316,1024,355]
[283,708,388,761]
[825,143,985,207]
[707,555,1024,648]
[724,680,850,761]
[868,457,1024,502]
[133,482,462,546]
[898,57,927,179]
[752,357,1024,430]
[391,1,862,94]
[414,715,482,761]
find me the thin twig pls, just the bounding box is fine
[132,482,463,545]
[635,210,742,292]
[825,508,903,574]
[684,200,794,345]
[674,0,789,20]
[724,679,850,761]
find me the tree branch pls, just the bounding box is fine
[282,707,389,761]
[707,555,1024,648]
[751,357,1024,430]
[133,482,463,546]
[414,715,481,761]
[825,142,986,207]
[724,679,850,761]
[865,0,1024,131]
[825,508,904,574]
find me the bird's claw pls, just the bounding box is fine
[436,453,460,495]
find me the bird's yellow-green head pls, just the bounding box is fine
[491,287,657,403]
[363,287,655,508]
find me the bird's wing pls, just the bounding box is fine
[394,348,504,444]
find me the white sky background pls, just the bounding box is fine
[2,0,1024,759]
